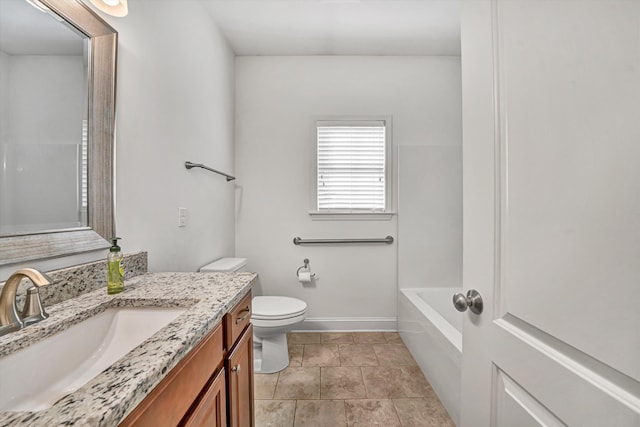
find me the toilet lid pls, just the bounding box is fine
[252,296,307,320]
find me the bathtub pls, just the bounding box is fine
[398,287,462,426]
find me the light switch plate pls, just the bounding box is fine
[178,207,188,227]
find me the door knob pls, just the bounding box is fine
[231,364,241,374]
[452,289,483,314]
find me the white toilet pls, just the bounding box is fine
[199,257,307,374]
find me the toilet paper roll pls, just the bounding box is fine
[298,272,312,283]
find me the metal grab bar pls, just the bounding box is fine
[293,236,394,245]
[185,161,236,182]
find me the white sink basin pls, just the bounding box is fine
[0,306,185,412]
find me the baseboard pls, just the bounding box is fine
[293,317,397,332]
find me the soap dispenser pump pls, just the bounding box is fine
[107,237,124,294]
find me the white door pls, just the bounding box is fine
[460,1,640,426]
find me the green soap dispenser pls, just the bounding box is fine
[107,237,124,294]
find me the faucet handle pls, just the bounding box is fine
[21,286,49,327]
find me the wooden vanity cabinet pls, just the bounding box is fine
[119,291,254,427]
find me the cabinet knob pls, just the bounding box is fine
[231,364,241,374]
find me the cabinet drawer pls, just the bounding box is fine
[120,323,224,427]
[224,292,252,351]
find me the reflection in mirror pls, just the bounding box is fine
[0,0,117,266]
[0,0,89,236]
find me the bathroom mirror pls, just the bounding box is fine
[0,0,116,266]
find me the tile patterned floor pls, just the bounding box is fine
[255,332,456,427]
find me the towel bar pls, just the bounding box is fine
[185,161,235,182]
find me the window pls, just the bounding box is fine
[316,119,391,214]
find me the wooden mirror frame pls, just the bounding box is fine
[0,0,116,266]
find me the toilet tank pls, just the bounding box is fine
[199,257,247,272]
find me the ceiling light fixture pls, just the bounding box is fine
[89,0,128,17]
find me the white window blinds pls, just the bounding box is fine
[317,121,387,211]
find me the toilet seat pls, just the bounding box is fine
[252,296,307,320]
[252,312,307,329]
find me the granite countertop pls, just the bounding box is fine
[0,271,256,426]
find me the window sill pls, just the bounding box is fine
[309,212,396,221]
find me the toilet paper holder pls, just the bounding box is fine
[296,258,315,280]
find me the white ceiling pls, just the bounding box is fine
[202,0,461,56]
[1,0,460,57]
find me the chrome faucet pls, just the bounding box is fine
[0,268,53,337]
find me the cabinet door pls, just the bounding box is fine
[182,368,227,427]
[226,324,254,427]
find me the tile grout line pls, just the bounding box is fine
[389,397,403,426]
[342,398,348,426]
[372,342,380,367]
[291,399,297,427]
[319,366,323,400]
[272,372,280,400]
[359,366,370,400]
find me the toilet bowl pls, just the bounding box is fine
[199,257,307,374]
[252,296,307,373]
